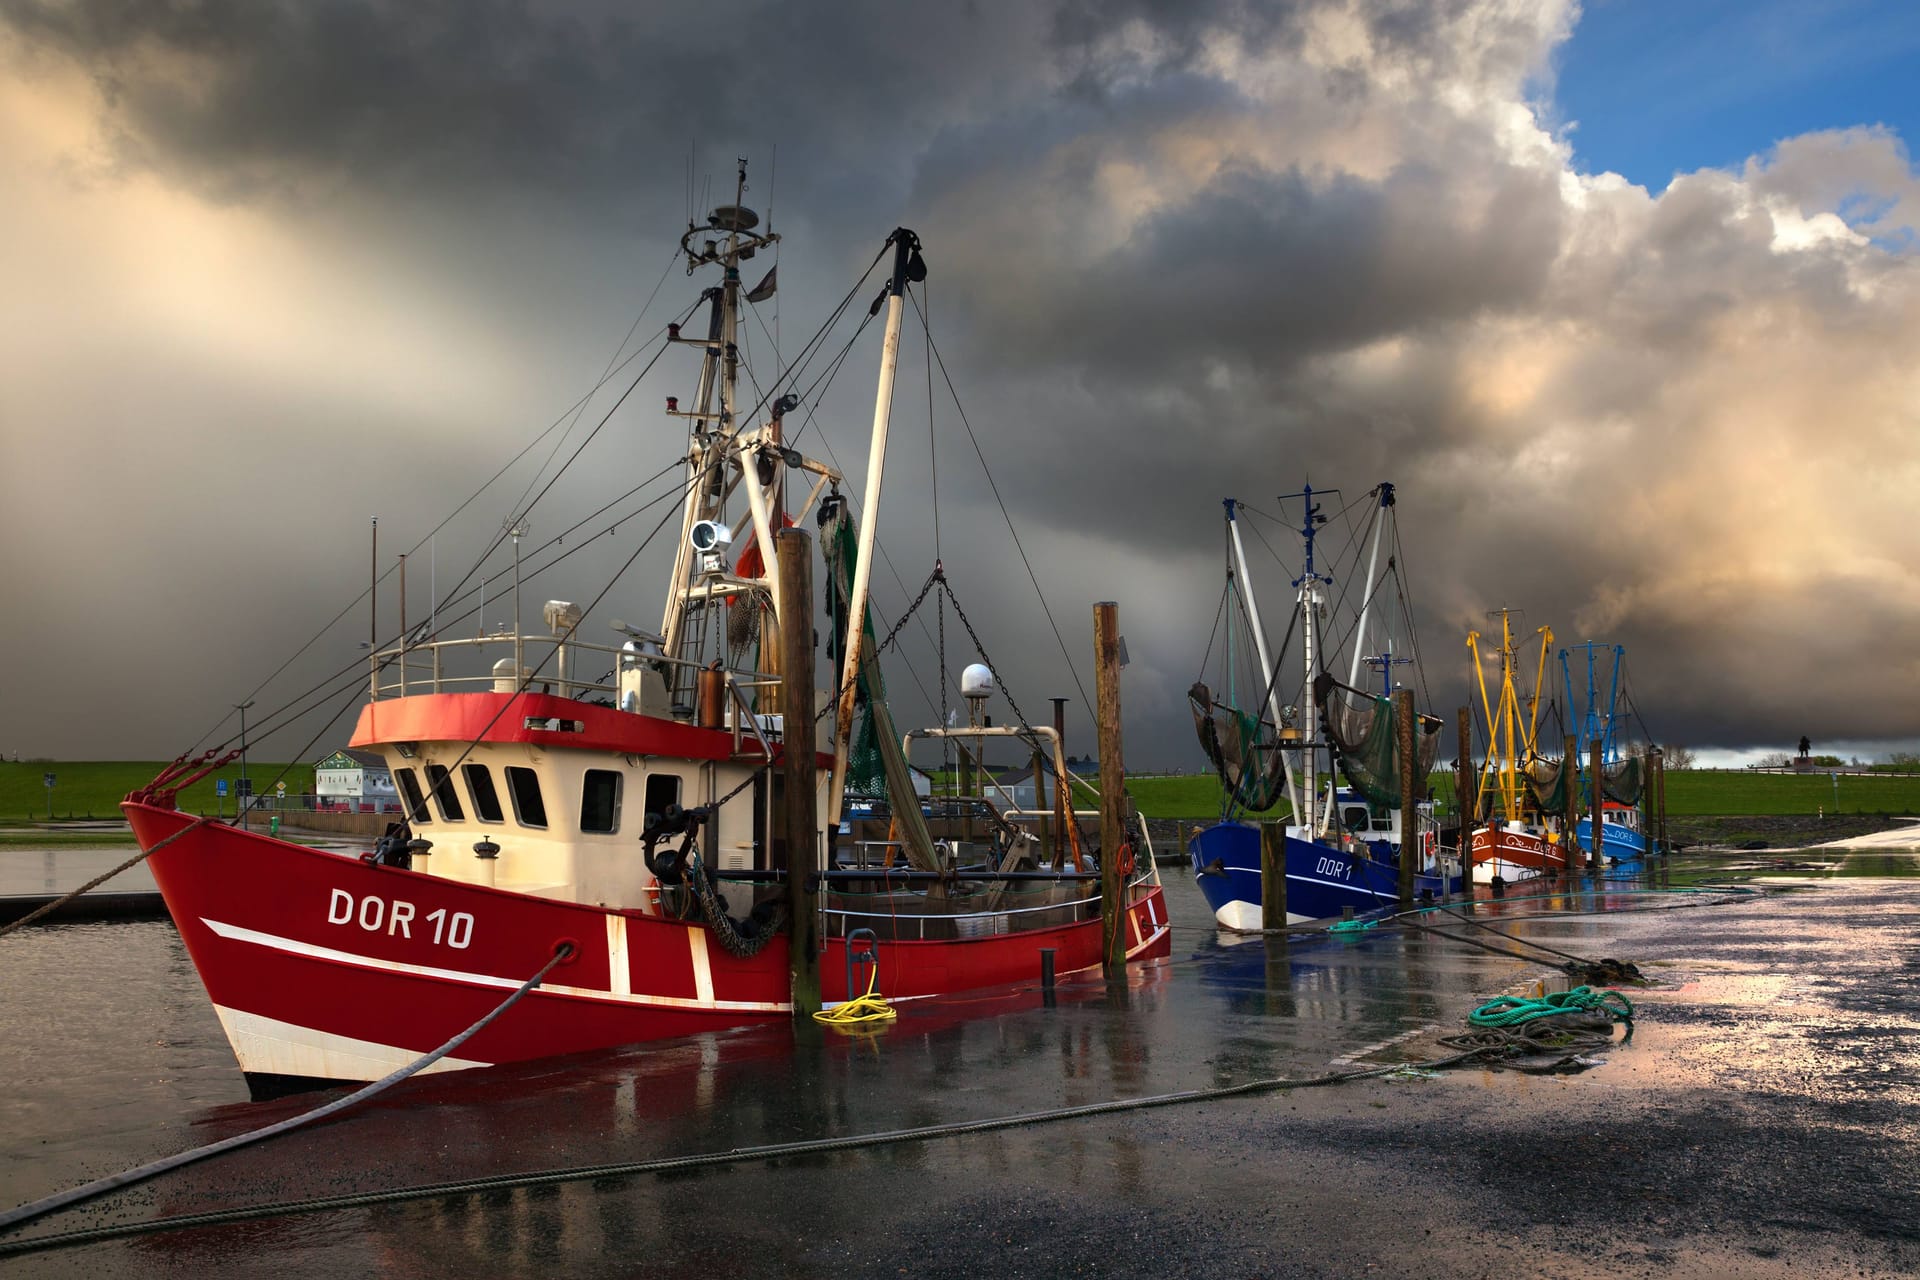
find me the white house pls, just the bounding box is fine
[315,749,399,810]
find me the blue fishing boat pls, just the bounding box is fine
[1187,483,1462,929]
[1557,642,1653,861]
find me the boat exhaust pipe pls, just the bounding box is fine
[697,662,726,730]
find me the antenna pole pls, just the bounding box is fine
[369,517,378,699]
[511,521,524,685]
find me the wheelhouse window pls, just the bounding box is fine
[463,764,504,823]
[644,774,681,829]
[425,764,464,821]
[505,767,548,829]
[581,769,622,833]
[1341,807,1369,832]
[396,767,430,823]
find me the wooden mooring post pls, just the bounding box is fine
[1094,602,1126,977]
[1455,707,1475,899]
[1050,697,1070,872]
[1563,733,1580,876]
[1396,689,1417,910]
[776,528,821,1018]
[1261,819,1287,931]
[1654,746,1669,857]
[1589,738,1605,872]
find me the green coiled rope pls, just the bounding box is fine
[1469,985,1634,1028]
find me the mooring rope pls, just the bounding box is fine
[0,817,215,941]
[0,1038,1526,1259]
[0,944,573,1237]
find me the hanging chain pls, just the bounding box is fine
[938,578,1036,735]
[815,563,945,724]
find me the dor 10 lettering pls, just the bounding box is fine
[328,888,473,948]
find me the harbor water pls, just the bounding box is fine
[3,841,1918,1277]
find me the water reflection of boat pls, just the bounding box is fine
[1188,482,1460,928]
[122,175,1166,1094]
[134,962,1172,1269]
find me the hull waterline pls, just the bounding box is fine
[1187,821,1459,930]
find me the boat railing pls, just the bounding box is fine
[367,633,777,709]
[817,864,1159,941]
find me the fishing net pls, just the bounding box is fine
[1525,753,1645,808]
[1313,673,1442,809]
[1525,756,1569,812]
[1189,682,1291,813]
[820,499,940,871]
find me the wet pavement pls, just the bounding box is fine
[2,847,1917,1276]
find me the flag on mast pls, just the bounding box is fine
[745,265,777,303]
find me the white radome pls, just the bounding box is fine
[961,663,994,700]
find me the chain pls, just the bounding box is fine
[815,564,944,724]
[939,578,1035,734]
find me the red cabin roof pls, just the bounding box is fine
[350,691,833,768]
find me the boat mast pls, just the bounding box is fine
[1470,609,1524,822]
[1225,499,1301,818]
[828,228,923,824]
[1283,483,1333,837]
[659,161,784,692]
[1523,621,1554,774]
[1603,644,1624,763]
[1345,482,1394,688]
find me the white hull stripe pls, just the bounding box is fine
[213,1003,490,1080]
[606,914,632,998]
[201,918,789,1014]
[1060,921,1172,976]
[689,928,715,1004]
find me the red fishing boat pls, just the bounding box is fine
[123,176,1168,1093]
[1465,609,1567,882]
[1468,821,1564,881]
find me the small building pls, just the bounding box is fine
[315,749,399,811]
[985,763,1097,813]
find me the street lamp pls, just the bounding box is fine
[236,701,255,831]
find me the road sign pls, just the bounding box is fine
[43,773,55,788]
[237,778,254,798]
[276,781,287,796]
[216,779,228,797]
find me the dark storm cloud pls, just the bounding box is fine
[2,0,1043,220]
[953,157,1564,382]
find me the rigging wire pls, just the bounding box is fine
[205,239,893,767]
[913,291,1093,718]
[503,246,685,531]
[1389,516,1438,718]
[191,290,698,754]
[234,468,698,802]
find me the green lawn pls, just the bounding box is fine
[8,757,1915,824]
[1,760,316,822]
[1126,767,1920,820]
[1126,774,1291,820]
